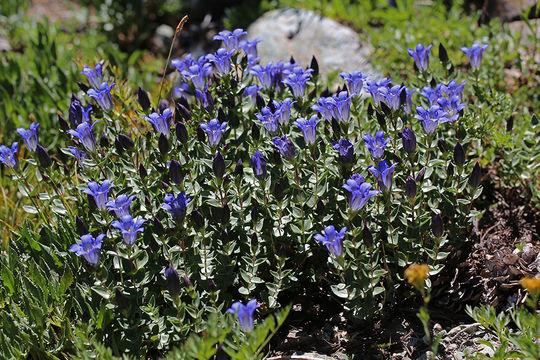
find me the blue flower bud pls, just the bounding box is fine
[58,114,69,131]
[213,152,225,178]
[169,159,183,184]
[273,180,285,201]
[75,216,88,236]
[432,214,444,238]
[222,204,230,224]
[401,128,416,154]
[100,133,109,148]
[453,142,465,167]
[191,209,205,229]
[165,267,181,296]
[316,198,325,216]
[234,159,244,177]
[138,163,147,179]
[362,225,373,248]
[117,134,134,150]
[115,288,129,311]
[310,55,319,77]
[416,167,426,183]
[36,145,52,168]
[405,177,417,200]
[209,280,217,292]
[439,43,449,64]
[251,150,267,180]
[158,134,169,154]
[469,162,482,188]
[137,87,151,111]
[175,122,188,144]
[69,100,83,129]
[437,139,449,153]
[175,102,191,122]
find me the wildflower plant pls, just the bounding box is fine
[0,26,492,357]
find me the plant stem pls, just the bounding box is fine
[157,16,189,107]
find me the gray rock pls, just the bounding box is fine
[485,0,537,22]
[247,8,374,76]
[509,19,540,51]
[0,37,11,52]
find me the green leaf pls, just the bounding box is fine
[58,267,73,296]
[22,205,38,214]
[331,283,350,298]
[1,265,16,295]
[91,285,111,299]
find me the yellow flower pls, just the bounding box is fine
[520,277,540,296]
[405,264,430,290]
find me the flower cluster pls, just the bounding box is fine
[0,27,491,351]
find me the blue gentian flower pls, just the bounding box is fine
[243,84,260,109]
[87,82,115,111]
[255,107,279,134]
[407,43,433,71]
[365,78,392,106]
[171,54,196,73]
[239,38,262,58]
[68,121,99,152]
[380,84,403,111]
[250,63,275,89]
[414,106,447,134]
[144,109,172,137]
[436,96,466,123]
[331,139,355,163]
[294,115,322,145]
[69,233,105,265]
[363,131,389,160]
[195,87,213,109]
[251,150,267,180]
[0,142,19,168]
[69,99,84,129]
[182,60,213,89]
[312,97,336,121]
[403,86,415,114]
[441,80,466,100]
[163,192,190,222]
[273,98,295,125]
[333,91,352,122]
[314,225,347,257]
[213,28,247,52]
[339,71,367,96]
[68,146,87,166]
[368,160,396,192]
[82,104,92,123]
[227,299,260,331]
[200,119,227,146]
[208,48,234,75]
[461,43,488,69]
[111,215,145,245]
[246,54,260,72]
[343,174,380,211]
[272,136,296,160]
[282,66,313,97]
[16,123,39,152]
[83,180,114,211]
[80,63,103,89]
[106,194,135,218]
